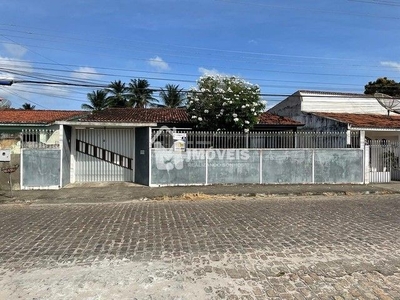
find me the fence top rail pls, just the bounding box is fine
[151,129,354,135]
[151,129,359,149]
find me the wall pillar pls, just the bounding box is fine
[59,124,64,187]
[70,127,76,183]
[364,144,370,184]
[359,130,365,149]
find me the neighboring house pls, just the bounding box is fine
[0,110,85,190]
[268,90,400,141]
[268,90,400,182]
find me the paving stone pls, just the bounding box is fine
[0,194,399,298]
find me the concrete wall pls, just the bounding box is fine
[135,127,150,185]
[21,149,61,189]
[268,93,301,117]
[314,149,363,183]
[262,150,313,183]
[293,113,348,132]
[150,148,364,186]
[0,154,20,191]
[0,137,21,191]
[150,149,207,185]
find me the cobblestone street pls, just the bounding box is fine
[0,194,399,299]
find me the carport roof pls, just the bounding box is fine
[312,112,400,129]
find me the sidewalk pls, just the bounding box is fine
[1,182,400,204]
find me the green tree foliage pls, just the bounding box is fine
[106,80,128,107]
[81,90,109,111]
[187,75,265,131]
[364,77,400,97]
[128,79,156,108]
[22,103,35,110]
[159,84,186,108]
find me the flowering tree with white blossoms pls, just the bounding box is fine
[187,75,265,131]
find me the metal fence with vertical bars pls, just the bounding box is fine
[151,129,360,149]
[21,129,60,149]
[367,139,400,182]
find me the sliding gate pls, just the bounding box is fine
[75,128,134,182]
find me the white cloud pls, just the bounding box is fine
[40,85,70,97]
[0,56,71,107]
[198,67,230,77]
[248,39,258,45]
[71,67,102,80]
[2,43,27,58]
[381,61,400,72]
[148,56,170,71]
[0,56,33,80]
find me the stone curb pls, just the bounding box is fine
[0,188,397,206]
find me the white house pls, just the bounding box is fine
[268,90,400,182]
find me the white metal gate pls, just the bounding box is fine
[368,140,400,183]
[75,128,134,182]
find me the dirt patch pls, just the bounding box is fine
[152,192,245,201]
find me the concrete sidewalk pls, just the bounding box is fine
[1,181,400,204]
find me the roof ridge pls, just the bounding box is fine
[298,90,370,97]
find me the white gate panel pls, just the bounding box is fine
[75,128,134,182]
[368,140,400,183]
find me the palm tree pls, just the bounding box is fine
[81,90,109,111]
[106,80,128,108]
[127,79,156,108]
[159,84,186,108]
[22,103,35,110]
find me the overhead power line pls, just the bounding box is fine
[0,63,371,89]
[217,0,400,19]
[347,0,400,7]
[0,24,387,63]
[1,78,386,99]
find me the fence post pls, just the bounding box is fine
[312,149,315,183]
[346,130,351,147]
[259,149,263,184]
[364,144,370,184]
[205,149,208,185]
[59,125,64,188]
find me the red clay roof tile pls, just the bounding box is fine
[0,109,86,124]
[80,108,190,123]
[258,112,303,125]
[80,108,302,126]
[313,112,400,128]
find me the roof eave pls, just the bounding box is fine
[0,123,53,127]
[56,121,158,127]
[350,127,400,131]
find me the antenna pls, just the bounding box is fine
[374,93,400,116]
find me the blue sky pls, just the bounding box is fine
[0,0,399,110]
